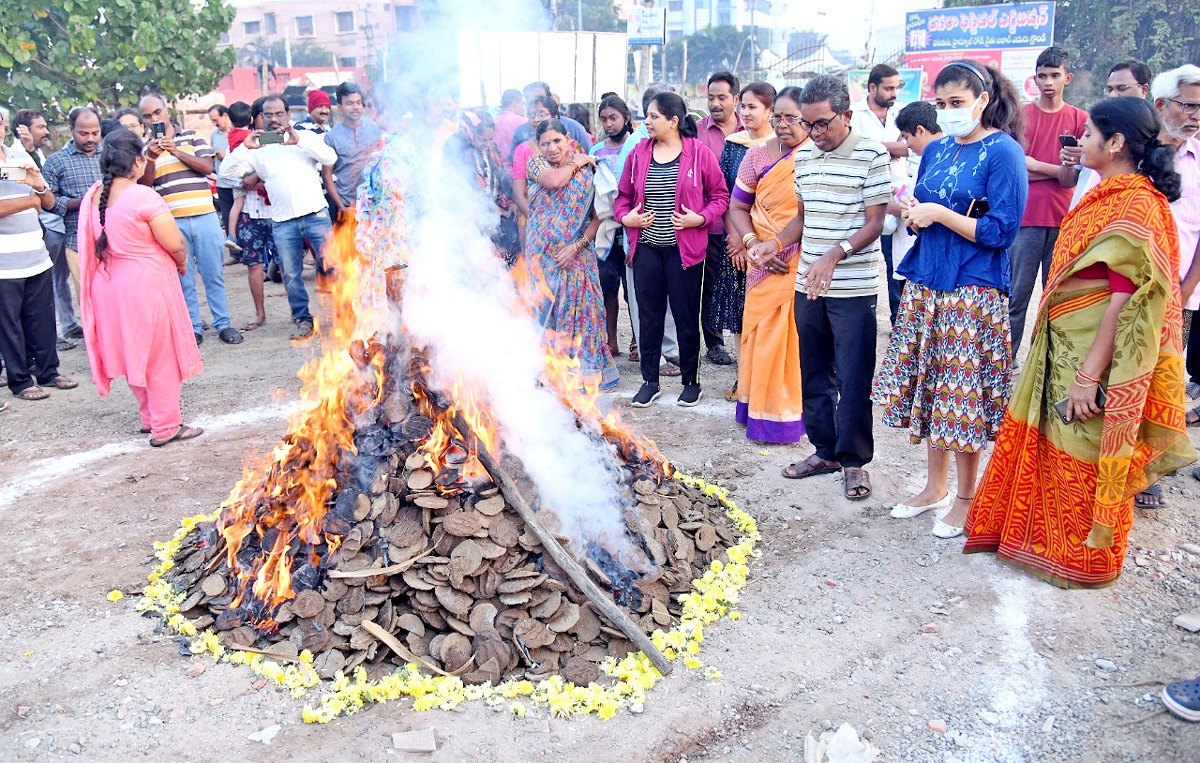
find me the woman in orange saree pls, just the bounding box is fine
[965,98,1195,587]
[726,87,808,443]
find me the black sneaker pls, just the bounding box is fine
[677,384,703,407]
[630,382,661,408]
[706,345,733,365]
[1163,676,1200,722]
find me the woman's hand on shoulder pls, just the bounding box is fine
[573,153,596,168]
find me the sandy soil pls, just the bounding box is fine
[1,267,1198,762]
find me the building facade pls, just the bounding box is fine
[224,0,421,69]
[662,0,778,43]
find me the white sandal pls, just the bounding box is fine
[890,493,952,519]
[931,494,972,538]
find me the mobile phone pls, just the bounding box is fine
[966,198,990,219]
[258,130,284,145]
[1054,384,1106,424]
[152,121,167,139]
[0,166,28,182]
[1058,134,1079,148]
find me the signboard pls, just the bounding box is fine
[847,68,924,108]
[627,6,666,46]
[905,2,1055,101]
[458,31,628,107]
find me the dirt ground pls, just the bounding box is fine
[1,265,1199,762]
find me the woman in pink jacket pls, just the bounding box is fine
[616,92,729,408]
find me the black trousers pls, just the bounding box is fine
[700,233,725,349]
[880,234,902,325]
[0,268,60,394]
[632,243,702,386]
[215,187,235,234]
[794,293,877,468]
[1188,308,1200,385]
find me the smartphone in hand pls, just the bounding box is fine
[0,166,28,182]
[1058,134,1079,148]
[152,121,167,139]
[258,130,284,145]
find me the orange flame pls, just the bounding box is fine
[214,202,669,631]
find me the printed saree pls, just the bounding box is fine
[964,173,1196,588]
[733,143,805,443]
[520,154,618,391]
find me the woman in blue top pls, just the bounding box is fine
[872,60,1029,539]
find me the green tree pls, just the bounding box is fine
[663,25,754,86]
[548,0,621,32]
[942,0,1200,102]
[0,0,235,111]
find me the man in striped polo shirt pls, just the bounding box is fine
[748,75,890,501]
[0,145,77,401]
[139,94,241,346]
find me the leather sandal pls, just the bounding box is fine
[782,454,841,479]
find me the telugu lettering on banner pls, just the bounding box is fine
[905,1,1056,100]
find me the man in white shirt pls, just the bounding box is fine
[220,94,337,339]
[1059,60,1154,210]
[850,64,909,323]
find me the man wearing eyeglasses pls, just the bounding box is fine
[747,75,891,502]
[1061,61,1153,210]
[1153,66,1200,445]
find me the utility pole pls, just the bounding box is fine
[577,0,583,30]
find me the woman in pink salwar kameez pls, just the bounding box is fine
[77,128,204,446]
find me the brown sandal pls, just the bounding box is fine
[782,454,842,479]
[843,467,872,501]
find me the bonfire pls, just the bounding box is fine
[160,136,744,690]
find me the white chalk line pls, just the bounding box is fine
[0,402,293,512]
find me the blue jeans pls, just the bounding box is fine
[43,228,80,338]
[272,209,331,323]
[176,212,231,332]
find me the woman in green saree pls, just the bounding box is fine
[965,97,1195,588]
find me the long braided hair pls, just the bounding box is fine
[95,127,144,265]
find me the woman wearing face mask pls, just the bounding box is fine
[77,128,204,447]
[966,96,1193,587]
[711,82,777,395]
[872,60,1028,538]
[615,92,730,408]
[520,119,616,391]
[511,96,560,221]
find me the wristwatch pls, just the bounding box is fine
[838,240,854,255]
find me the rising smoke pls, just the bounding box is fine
[356,0,641,557]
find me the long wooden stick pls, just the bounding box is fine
[453,414,674,676]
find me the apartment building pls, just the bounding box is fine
[225,0,421,68]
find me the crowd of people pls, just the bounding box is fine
[3,45,1200,722]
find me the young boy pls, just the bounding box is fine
[890,101,944,283]
[1008,45,1088,355]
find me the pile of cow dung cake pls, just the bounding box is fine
[163,339,739,687]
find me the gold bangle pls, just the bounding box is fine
[742,233,758,247]
[1076,369,1101,384]
[769,234,784,252]
[1074,375,1097,388]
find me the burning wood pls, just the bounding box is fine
[159,176,742,689]
[165,333,738,685]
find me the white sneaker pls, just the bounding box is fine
[931,519,964,539]
[890,494,952,519]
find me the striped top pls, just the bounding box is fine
[0,149,52,279]
[151,130,216,218]
[793,129,891,297]
[641,156,679,247]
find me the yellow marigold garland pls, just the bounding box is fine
[132,473,759,722]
